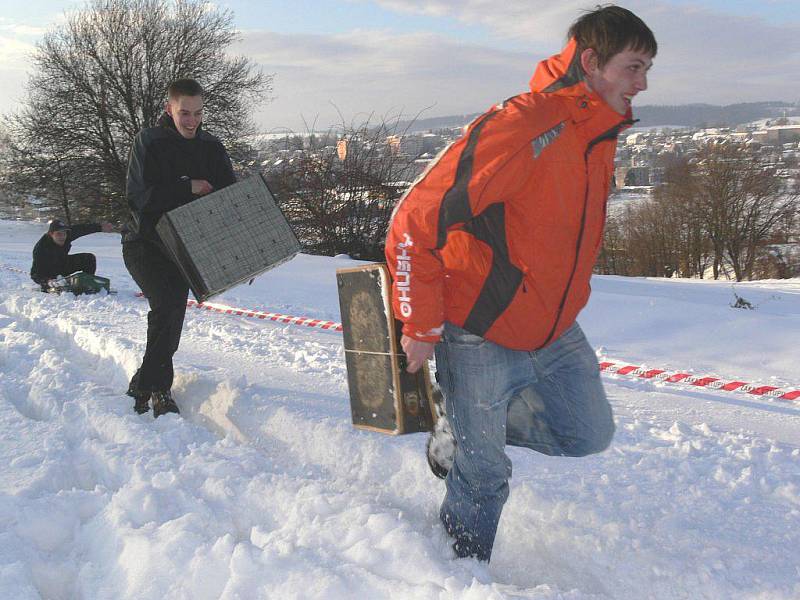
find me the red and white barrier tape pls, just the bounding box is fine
[5,263,798,402]
[133,292,342,331]
[0,265,28,275]
[185,298,343,331]
[600,361,800,402]
[176,295,800,403]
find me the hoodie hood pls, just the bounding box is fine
[529,39,586,96]
[529,39,634,124]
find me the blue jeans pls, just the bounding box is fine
[434,321,614,561]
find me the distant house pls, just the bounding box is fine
[385,135,424,157]
[764,125,800,144]
[625,132,644,145]
[615,166,651,188]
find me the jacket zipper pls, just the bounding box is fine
[540,118,633,348]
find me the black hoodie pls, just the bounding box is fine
[30,223,102,285]
[123,113,236,244]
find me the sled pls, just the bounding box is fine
[336,263,437,435]
[156,173,301,302]
[48,271,113,295]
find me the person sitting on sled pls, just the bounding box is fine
[30,218,115,291]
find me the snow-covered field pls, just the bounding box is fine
[606,188,652,216]
[1,219,799,599]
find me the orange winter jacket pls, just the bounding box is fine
[385,40,634,351]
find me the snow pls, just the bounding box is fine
[1,219,799,599]
[607,188,651,215]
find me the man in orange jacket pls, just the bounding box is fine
[385,6,656,562]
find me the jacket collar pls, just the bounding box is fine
[529,39,635,142]
[157,112,204,138]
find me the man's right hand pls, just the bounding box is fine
[191,179,214,196]
[400,335,436,373]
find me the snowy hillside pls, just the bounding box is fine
[1,220,799,599]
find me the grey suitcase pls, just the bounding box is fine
[157,173,300,302]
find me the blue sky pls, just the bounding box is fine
[1,1,798,131]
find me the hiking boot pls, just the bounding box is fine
[452,538,490,562]
[132,393,150,414]
[427,417,455,479]
[426,387,455,479]
[151,390,180,418]
[441,512,491,562]
[126,371,150,414]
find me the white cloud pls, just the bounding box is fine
[237,0,800,133]
[235,29,535,131]
[638,3,800,105]
[0,19,48,110]
[0,35,35,64]
[0,23,47,37]
[362,0,800,106]
[2,2,797,128]
[0,17,44,65]
[367,0,590,46]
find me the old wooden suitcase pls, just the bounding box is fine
[156,173,301,302]
[336,263,437,435]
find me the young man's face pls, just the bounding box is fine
[49,231,67,246]
[166,94,204,139]
[583,47,653,115]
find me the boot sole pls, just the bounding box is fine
[153,405,180,418]
[426,434,451,479]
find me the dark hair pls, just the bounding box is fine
[167,78,204,99]
[569,5,657,68]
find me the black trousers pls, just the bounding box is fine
[37,254,98,291]
[66,253,97,276]
[123,240,189,393]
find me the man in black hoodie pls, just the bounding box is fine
[123,78,235,417]
[31,218,114,290]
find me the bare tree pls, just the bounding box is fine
[596,214,629,275]
[655,158,712,278]
[603,143,798,281]
[692,144,796,281]
[265,116,422,260]
[1,0,270,223]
